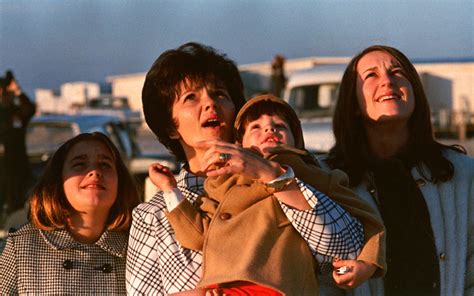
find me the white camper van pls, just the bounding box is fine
[283,64,346,153]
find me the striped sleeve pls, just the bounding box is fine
[279,178,364,273]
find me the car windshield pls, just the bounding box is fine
[288,83,339,118]
[26,124,74,155]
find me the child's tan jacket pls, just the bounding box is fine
[166,147,386,295]
[167,153,318,295]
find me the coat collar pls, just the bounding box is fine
[39,228,127,257]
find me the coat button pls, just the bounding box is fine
[101,263,112,273]
[415,179,426,187]
[220,213,232,220]
[439,253,446,261]
[95,263,113,273]
[62,259,73,270]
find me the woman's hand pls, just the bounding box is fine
[332,259,377,289]
[197,140,311,210]
[197,140,282,182]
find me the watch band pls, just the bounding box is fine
[265,165,295,192]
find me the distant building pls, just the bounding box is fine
[35,82,100,114]
[106,73,145,113]
[35,88,65,113]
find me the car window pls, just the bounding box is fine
[288,83,339,118]
[26,124,74,155]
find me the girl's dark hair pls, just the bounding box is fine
[327,45,465,186]
[142,42,246,163]
[29,132,140,231]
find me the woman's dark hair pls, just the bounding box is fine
[327,45,465,186]
[29,132,140,231]
[142,42,246,163]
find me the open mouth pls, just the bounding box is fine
[262,136,281,144]
[82,184,105,190]
[377,94,400,102]
[202,118,222,128]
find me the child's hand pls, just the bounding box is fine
[149,163,177,192]
[332,259,377,289]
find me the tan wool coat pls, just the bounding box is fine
[168,166,318,294]
[268,147,386,277]
[167,147,386,295]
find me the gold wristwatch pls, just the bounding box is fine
[265,165,295,191]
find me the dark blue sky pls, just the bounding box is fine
[1,0,473,96]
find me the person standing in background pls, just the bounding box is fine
[271,54,286,97]
[0,71,36,216]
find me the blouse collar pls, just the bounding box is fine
[176,166,206,204]
[39,228,127,257]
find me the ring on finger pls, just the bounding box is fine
[218,153,231,162]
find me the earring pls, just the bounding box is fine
[169,132,180,140]
[169,128,181,140]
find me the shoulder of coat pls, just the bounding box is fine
[444,149,474,174]
[8,222,36,237]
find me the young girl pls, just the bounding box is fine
[150,94,385,295]
[0,132,140,294]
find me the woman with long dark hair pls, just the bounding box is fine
[325,45,473,296]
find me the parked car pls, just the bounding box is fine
[26,114,178,196]
[283,64,346,154]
